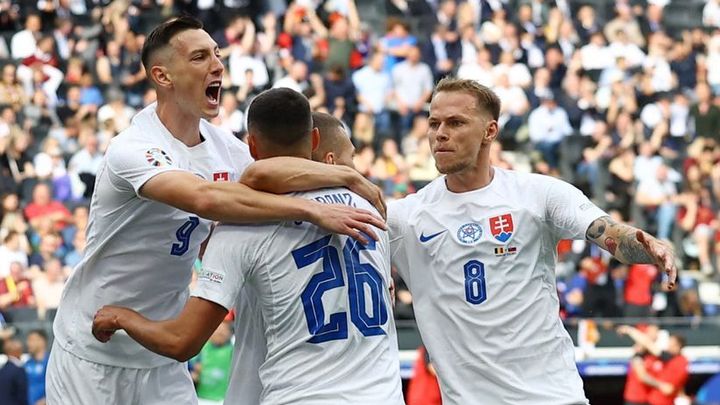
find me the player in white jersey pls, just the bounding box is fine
[207,111,364,404]
[46,17,387,405]
[387,78,678,405]
[91,89,405,405]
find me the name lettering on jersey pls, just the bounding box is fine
[213,171,229,182]
[489,214,514,243]
[198,269,224,284]
[457,223,483,245]
[313,192,356,207]
[494,246,518,257]
[145,148,173,167]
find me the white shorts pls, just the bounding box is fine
[46,341,198,405]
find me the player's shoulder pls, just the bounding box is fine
[108,104,168,151]
[389,176,445,211]
[200,119,249,151]
[298,186,380,216]
[495,167,562,193]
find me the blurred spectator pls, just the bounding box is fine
[378,18,417,72]
[690,82,720,142]
[0,231,29,279]
[2,128,36,199]
[192,321,233,405]
[647,334,689,405]
[0,65,28,113]
[97,87,135,134]
[456,46,494,87]
[63,227,85,269]
[405,346,441,405]
[322,65,355,123]
[527,89,573,171]
[624,264,658,317]
[634,164,679,241]
[24,329,48,405]
[618,324,660,405]
[372,138,407,196]
[0,193,29,240]
[0,262,34,310]
[391,45,432,137]
[23,183,71,233]
[32,258,67,319]
[0,338,28,405]
[28,233,64,269]
[604,2,644,47]
[272,60,309,93]
[352,52,393,141]
[10,13,40,60]
[705,0,720,27]
[67,132,102,200]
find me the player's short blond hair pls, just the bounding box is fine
[433,77,501,121]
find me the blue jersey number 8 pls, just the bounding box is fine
[464,260,487,305]
[292,235,388,344]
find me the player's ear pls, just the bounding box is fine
[311,127,320,152]
[247,134,259,160]
[324,152,335,165]
[150,65,172,88]
[483,120,499,145]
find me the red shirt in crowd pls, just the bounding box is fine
[625,264,658,306]
[647,354,689,405]
[624,353,656,403]
[24,201,72,230]
[406,346,442,405]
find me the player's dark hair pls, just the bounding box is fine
[434,77,501,121]
[141,15,203,74]
[247,88,312,146]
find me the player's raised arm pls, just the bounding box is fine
[92,297,227,362]
[241,156,386,219]
[585,215,677,290]
[140,171,384,244]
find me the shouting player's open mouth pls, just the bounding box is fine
[205,81,221,107]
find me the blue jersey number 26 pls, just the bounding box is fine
[292,235,389,344]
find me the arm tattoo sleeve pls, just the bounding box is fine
[585,216,655,264]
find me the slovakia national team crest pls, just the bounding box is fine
[457,223,483,245]
[213,172,229,182]
[489,214,514,243]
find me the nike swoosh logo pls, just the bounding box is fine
[419,230,446,243]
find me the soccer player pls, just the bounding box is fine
[387,78,678,405]
[91,89,404,405]
[46,17,386,404]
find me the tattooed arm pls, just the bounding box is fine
[585,215,677,289]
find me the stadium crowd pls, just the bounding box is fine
[0,0,719,403]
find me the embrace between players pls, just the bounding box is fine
[45,16,678,405]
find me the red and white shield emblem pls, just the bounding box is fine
[213,172,229,182]
[489,214,514,243]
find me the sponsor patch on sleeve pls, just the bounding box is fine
[198,269,224,284]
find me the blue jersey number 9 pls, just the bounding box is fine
[464,260,487,305]
[293,235,388,344]
[171,217,200,256]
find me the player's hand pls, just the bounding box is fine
[636,231,677,291]
[308,202,386,245]
[658,382,674,395]
[348,173,386,219]
[92,305,128,343]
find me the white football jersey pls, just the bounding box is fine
[193,187,404,405]
[53,103,252,368]
[388,168,606,405]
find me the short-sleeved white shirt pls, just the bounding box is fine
[388,168,606,405]
[53,103,253,369]
[193,188,404,405]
